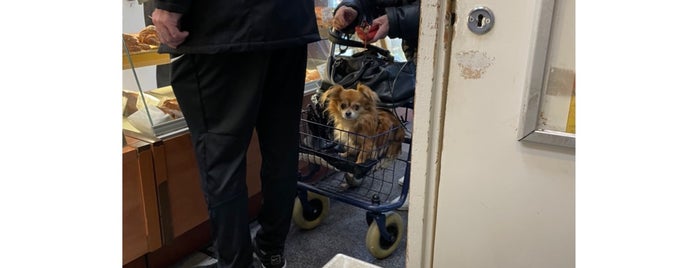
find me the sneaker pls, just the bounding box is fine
[252,240,287,268]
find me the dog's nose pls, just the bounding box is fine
[345,111,352,117]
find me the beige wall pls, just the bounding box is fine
[408,0,575,267]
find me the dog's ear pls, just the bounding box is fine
[356,83,379,103]
[320,85,344,106]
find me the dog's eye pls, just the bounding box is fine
[340,103,347,109]
[352,104,360,110]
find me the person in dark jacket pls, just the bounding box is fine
[151,0,320,267]
[332,0,419,211]
[332,0,420,62]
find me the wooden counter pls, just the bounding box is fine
[123,89,315,267]
[123,137,162,264]
[123,130,264,267]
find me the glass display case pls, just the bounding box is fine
[122,0,185,139]
[121,0,403,139]
[122,45,186,139]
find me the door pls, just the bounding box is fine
[407,0,575,267]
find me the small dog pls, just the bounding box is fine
[320,83,405,164]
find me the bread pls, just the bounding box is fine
[138,25,160,46]
[123,34,140,52]
[123,91,140,117]
[123,33,152,53]
[161,99,180,111]
[305,69,320,82]
[138,25,157,37]
[123,33,139,46]
[314,7,333,28]
[158,99,183,119]
[123,25,160,53]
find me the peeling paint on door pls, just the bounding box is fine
[455,50,494,79]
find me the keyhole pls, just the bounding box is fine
[468,7,493,34]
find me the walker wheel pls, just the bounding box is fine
[292,191,330,230]
[365,212,404,259]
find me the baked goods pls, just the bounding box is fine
[123,90,140,117]
[315,6,333,39]
[157,98,183,119]
[123,34,138,47]
[123,34,140,52]
[305,69,320,82]
[123,25,160,53]
[123,91,184,120]
[123,33,152,53]
[314,7,333,28]
[138,25,160,46]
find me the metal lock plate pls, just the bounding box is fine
[467,7,494,35]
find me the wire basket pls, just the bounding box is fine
[298,108,409,205]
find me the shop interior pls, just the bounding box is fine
[123,0,413,267]
[124,0,578,267]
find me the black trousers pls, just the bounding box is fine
[170,46,307,268]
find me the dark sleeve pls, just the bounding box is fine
[334,0,364,34]
[155,0,192,14]
[385,0,419,40]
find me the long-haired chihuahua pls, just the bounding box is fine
[320,83,405,164]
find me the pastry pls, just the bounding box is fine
[158,98,183,119]
[305,69,320,82]
[123,91,140,117]
[138,25,160,46]
[122,33,143,53]
[161,99,180,110]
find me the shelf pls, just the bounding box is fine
[123,49,170,70]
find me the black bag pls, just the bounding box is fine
[326,30,416,106]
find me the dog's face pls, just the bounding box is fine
[319,84,404,164]
[321,84,379,122]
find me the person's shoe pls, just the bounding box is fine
[252,240,287,268]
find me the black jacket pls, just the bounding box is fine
[336,0,419,61]
[156,0,320,54]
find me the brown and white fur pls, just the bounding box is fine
[320,84,405,164]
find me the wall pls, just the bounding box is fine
[434,0,575,266]
[408,0,575,267]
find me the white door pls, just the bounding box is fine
[407,0,575,267]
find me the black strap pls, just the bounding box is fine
[327,29,391,58]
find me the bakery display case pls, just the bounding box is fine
[123,25,186,139]
[123,36,328,140]
[305,0,335,93]
[122,0,401,142]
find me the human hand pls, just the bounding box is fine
[332,6,358,31]
[367,15,389,43]
[355,22,378,45]
[151,8,189,48]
